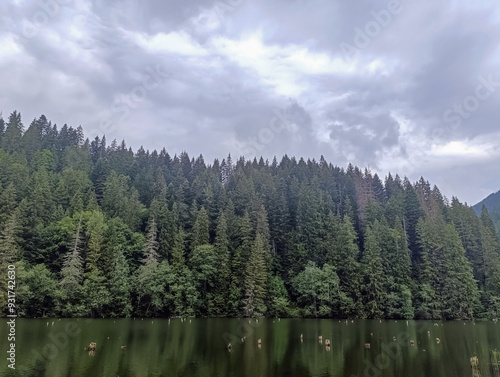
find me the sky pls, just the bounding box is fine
[1,0,500,205]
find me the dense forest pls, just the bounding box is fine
[1,110,500,321]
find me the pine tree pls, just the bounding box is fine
[83,266,110,318]
[191,206,210,250]
[0,208,22,265]
[360,225,385,319]
[403,177,424,257]
[135,216,168,316]
[212,211,230,315]
[0,183,17,227]
[0,114,5,145]
[0,209,23,315]
[243,234,268,317]
[21,117,43,162]
[86,211,106,270]
[330,214,362,316]
[376,218,413,319]
[143,216,159,265]
[171,227,186,269]
[59,216,85,316]
[449,198,485,287]
[480,206,500,317]
[150,179,175,260]
[105,248,132,317]
[29,167,55,226]
[82,211,110,316]
[227,212,252,316]
[295,183,322,262]
[268,188,291,274]
[440,223,479,320]
[220,154,233,186]
[269,275,293,317]
[1,111,23,153]
[170,228,198,316]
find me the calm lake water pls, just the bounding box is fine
[1,318,500,377]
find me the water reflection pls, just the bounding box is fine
[1,319,499,377]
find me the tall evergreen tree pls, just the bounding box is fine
[0,114,5,145]
[170,228,198,316]
[212,211,230,315]
[243,234,269,317]
[143,215,159,265]
[328,214,362,316]
[403,177,424,258]
[105,248,133,317]
[480,206,500,317]
[1,111,23,154]
[59,216,85,316]
[191,206,210,250]
[82,211,110,316]
[360,225,385,319]
[0,183,17,227]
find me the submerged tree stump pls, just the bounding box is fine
[470,355,480,377]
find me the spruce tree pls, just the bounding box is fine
[59,216,85,316]
[1,111,23,154]
[0,115,5,145]
[0,209,21,264]
[360,225,385,319]
[136,215,167,316]
[191,206,210,250]
[212,211,230,315]
[480,206,500,317]
[0,183,16,227]
[243,234,268,317]
[105,248,132,317]
[403,177,424,258]
[143,215,159,265]
[332,214,362,316]
[171,228,198,316]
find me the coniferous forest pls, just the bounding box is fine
[1,110,500,321]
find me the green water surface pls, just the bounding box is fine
[1,318,499,377]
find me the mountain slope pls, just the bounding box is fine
[473,190,500,234]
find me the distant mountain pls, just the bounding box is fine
[473,190,500,234]
[473,190,500,214]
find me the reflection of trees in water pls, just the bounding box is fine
[9,319,500,377]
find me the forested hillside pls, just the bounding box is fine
[1,110,500,320]
[474,190,500,236]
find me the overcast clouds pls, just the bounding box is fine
[1,0,500,204]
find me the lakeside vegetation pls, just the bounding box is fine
[0,110,499,320]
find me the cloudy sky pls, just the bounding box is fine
[1,0,500,205]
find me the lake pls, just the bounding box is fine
[1,318,499,377]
